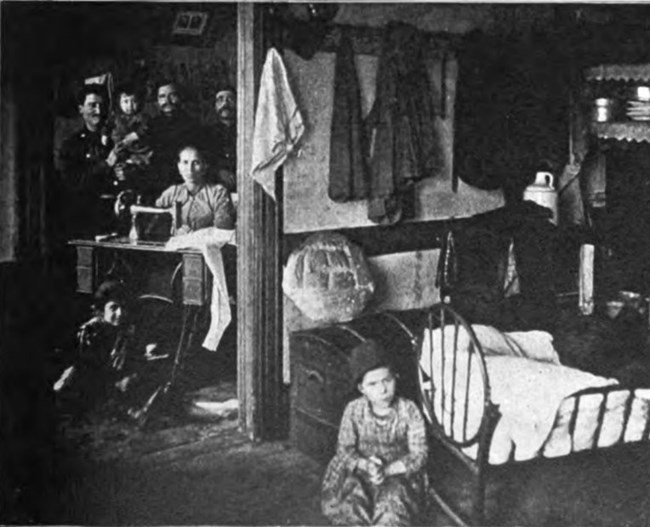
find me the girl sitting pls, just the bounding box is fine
[321,339,430,526]
[54,280,136,417]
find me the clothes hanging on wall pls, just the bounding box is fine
[450,202,557,331]
[365,22,443,225]
[328,32,370,203]
[252,47,305,201]
[453,31,570,195]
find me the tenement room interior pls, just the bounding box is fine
[6,2,650,526]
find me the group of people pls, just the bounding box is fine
[53,79,239,424]
[57,78,430,527]
[58,79,238,239]
[54,290,431,525]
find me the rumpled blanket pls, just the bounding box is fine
[252,47,305,201]
[165,228,236,351]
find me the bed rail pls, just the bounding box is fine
[542,384,650,458]
[417,303,500,525]
[418,303,650,526]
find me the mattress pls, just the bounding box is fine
[419,325,650,465]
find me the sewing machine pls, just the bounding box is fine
[128,202,183,242]
[114,191,182,242]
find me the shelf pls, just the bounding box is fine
[593,121,650,143]
[585,64,650,83]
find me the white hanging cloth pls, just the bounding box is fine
[251,48,305,201]
[165,228,236,351]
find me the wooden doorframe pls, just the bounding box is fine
[236,4,287,440]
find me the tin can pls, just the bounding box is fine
[593,98,615,122]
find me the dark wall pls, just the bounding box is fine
[0,261,76,523]
[0,3,236,521]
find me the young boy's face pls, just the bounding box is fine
[103,300,125,326]
[358,367,396,408]
[119,93,140,116]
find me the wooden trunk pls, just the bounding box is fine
[289,309,427,463]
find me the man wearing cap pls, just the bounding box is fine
[147,81,201,200]
[206,85,237,192]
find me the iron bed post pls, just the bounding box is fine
[473,400,500,525]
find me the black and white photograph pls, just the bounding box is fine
[4,2,650,526]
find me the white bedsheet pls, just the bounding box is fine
[419,326,650,464]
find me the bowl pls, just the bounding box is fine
[635,86,650,101]
[605,300,624,320]
[619,290,642,309]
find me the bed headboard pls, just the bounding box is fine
[418,303,501,460]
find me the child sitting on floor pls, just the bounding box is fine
[321,339,430,526]
[54,280,136,416]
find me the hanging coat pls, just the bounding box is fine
[328,31,370,202]
[366,22,443,224]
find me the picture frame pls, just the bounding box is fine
[172,11,208,36]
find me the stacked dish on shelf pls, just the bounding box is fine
[626,86,650,121]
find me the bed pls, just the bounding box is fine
[417,302,650,526]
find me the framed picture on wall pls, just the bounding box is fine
[172,11,208,36]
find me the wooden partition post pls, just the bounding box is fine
[237,4,287,440]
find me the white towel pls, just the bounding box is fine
[165,228,236,351]
[251,48,305,201]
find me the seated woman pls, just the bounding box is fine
[321,339,430,526]
[156,144,235,233]
[156,144,236,354]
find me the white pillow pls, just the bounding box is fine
[472,325,560,365]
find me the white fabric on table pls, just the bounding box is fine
[251,47,305,201]
[165,228,236,351]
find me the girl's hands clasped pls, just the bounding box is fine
[362,455,385,485]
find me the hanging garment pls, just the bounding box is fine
[365,22,442,224]
[252,48,305,201]
[453,31,570,193]
[328,31,370,202]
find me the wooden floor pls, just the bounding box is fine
[52,418,330,526]
[12,372,650,527]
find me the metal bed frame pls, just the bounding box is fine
[417,302,650,526]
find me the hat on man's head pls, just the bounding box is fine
[214,83,236,97]
[350,339,392,385]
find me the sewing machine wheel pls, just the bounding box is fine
[130,295,183,360]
